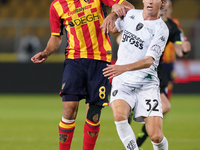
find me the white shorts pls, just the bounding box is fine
[110,83,163,123]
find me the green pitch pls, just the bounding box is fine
[0,94,200,150]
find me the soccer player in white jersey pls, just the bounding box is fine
[101,0,169,149]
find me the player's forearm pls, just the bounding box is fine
[174,38,191,57]
[174,43,184,57]
[125,56,154,71]
[44,35,62,56]
[116,33,122,45]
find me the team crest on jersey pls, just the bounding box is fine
[136,23,144,31]
[84,0,89,3]
[112,90,118,97]
[59,134,69,143]
[88,132,98,137]
[150,44,161,55]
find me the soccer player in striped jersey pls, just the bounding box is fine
[31,0,133,150]
[102,0,169,149]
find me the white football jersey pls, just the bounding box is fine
[113,9,169,87]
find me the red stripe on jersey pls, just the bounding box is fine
[90,7,99,59]
[82,24,94,59]
[88,0,94,4]
[50,2,62,34]
[70,0,82,59]
[78,12,85,17]
[94,20,107,61]
[74,0,81,8]
[71,27,81,59]
[91,8,97,13]
[61,1,70,14]
[66,17,72,22]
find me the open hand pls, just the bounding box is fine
[103,64,127,79]
[31,51,49,63]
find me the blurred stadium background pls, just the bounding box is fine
[0,0,200,150]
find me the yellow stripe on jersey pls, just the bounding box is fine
[88,1,101,60]
[53,1,63,16]
[52,32,61,36]
[78,0,89,58]
[102,102,109,107]
[95,1,112,62]
[118,0,124,4]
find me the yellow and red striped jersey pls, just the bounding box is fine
[50,0,124,62]
[162,41,176,63]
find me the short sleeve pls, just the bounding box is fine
[171,23,182,43]
[115,18,125,32]
[146,25,169,60]
[50,2,63,36]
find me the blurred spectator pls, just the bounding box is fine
[0,0,8,4]
[16,35,41,62]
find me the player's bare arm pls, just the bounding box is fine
[103,56,154,79]
[116,33,122,45]
[182,37,191,54]
[31,35,62,63]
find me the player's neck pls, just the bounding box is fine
[142,11,159,21]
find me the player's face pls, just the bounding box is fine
[143,0,164,19]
